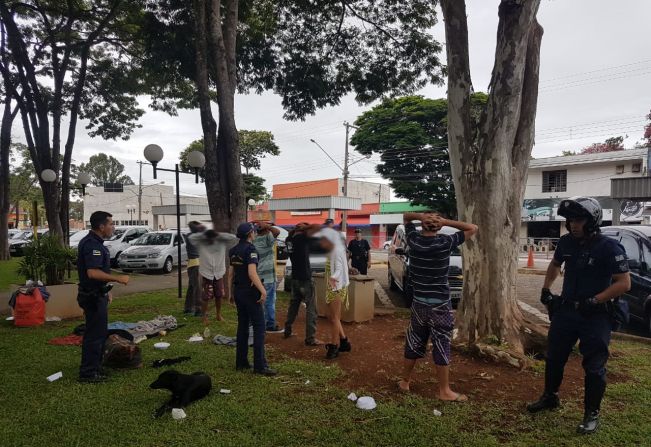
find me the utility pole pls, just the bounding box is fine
[342,122,350,233]
[137,161,144,224]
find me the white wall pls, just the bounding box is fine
[339,179,390,203]
[83,184,209,228]
[525,160,644,200]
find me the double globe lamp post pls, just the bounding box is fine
[143,144,205,298]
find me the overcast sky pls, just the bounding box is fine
[17,0,651,198]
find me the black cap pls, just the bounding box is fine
[324,218,334,224]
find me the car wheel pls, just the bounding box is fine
[647,310,651,335]
[162,256,173,274]
[388,270,398,291]
[112,252,122,267]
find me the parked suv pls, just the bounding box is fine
[601,225,651,334]
[388,224,464,308]
[118,231,188,274]
[104,226,149,266]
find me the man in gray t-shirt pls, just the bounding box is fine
[253,222,281,332]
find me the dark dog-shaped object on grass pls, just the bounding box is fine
[149,370,212,418]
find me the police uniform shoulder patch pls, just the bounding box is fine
[614,255,626,262]
[249,252,258,260]
[92,250,101,256]
[618,261,629,272]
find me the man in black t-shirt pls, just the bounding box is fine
[284,222,322,345]
[347,228,371,275]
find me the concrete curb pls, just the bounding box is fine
[611,331,651,345]
[518,268,546,276]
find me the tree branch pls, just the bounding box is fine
[512,19,543,175]
[440,0,474,173]
[343,2,399,44]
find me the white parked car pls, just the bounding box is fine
[383,239,392,250]
[118,231,188,274]
[69,230,90,249]
[104,226,149,266]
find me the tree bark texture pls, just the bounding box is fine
[0,94,16,260]
[192,0,244,232]
[441,0,543,353]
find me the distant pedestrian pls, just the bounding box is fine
[397,212,478,401]
[189,228,237,326]
[347,228,371,275]
[284,222,322,345]
[77,211,130,383]
[184,221,205,316]
[319,228,351,359]
[324,218,335,229]
[228,222,277,376]
[252,221,283,333]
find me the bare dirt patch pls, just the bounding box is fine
[267,304,626,405]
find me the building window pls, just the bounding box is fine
[615,165,625,174]
[542,170,567,193]
[632,163,642,173]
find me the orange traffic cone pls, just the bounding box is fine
[527,246,535,269]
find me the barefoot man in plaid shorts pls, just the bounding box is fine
[397,212,478,402]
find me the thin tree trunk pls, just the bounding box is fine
[0,97,12,260]
[441,0,543,353]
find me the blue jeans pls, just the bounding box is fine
[263,281,277,330]
[234,287,267,372]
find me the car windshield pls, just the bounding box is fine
[107,229,125,241]
[133,233,171,246]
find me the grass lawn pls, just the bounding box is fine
[0,257,21,291]
[0,289,649,447]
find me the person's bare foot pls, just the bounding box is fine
[215,314,225,322]
[397,380,411,393]
[202,315,209,326]
[437,390,468,402]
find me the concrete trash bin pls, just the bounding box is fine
[342,275,375,323]
[312,272,328,317]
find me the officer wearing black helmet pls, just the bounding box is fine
[527,197,631,434]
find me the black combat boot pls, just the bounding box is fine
[526,393,560,413]
[338,337,352,352]
[325,344,339,359]
[577,410,600,435]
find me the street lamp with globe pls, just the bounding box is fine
[40,168,91,244]
[143,144,206,298]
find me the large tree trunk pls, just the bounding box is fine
[192,0,230,232]
[441,0,543,353]
[192,0,244,233]
[0,97,12,260]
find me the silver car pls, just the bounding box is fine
[388,224,464,308]
[118,231,188,274]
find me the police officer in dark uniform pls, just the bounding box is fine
[228,222,277,376]
[77,211,129,383]
[527,197,631,434]
[347,228,371,275]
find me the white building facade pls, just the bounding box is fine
[521,147,650,239]
[83,184,210,229]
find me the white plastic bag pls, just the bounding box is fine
[171,408,187,420]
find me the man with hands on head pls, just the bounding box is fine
[397,212,478,402]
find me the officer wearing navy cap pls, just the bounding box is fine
[77,211,129,383]
[527,197,631,434]
[228,222,277,376]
